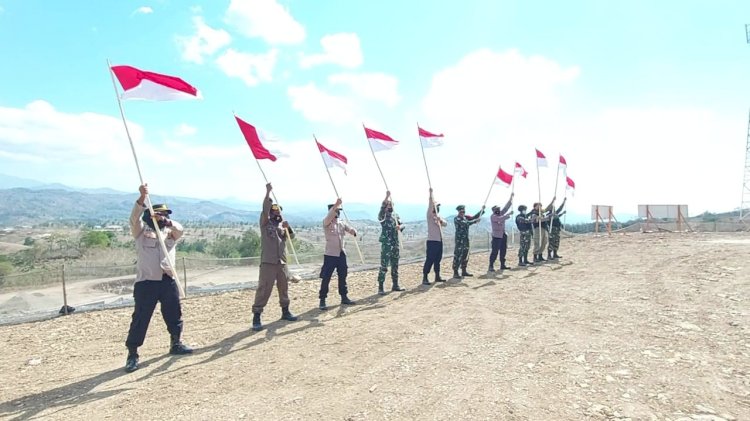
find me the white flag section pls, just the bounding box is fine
[111,65,201,101]
[418,126,444,148]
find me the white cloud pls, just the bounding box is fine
[177,16,232,65]
[287,83,356,125]
[216,48,278,86]
[328,73,400,107]
[225,0,305,45]
[133,6,153,15]
[419,48,741,217]
[175,123,197,137]
[300,33,363,69]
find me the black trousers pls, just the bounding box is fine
[423,240,443,275]
[125,274,183,349]
[319,252,348,299]
[489,234,508,266]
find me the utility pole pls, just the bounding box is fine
[741,25,750,222]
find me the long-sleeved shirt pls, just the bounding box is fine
[260,197,294,264]
[130,201,183,283]
[426,195,447,242]
[323,205,356,256]
[490,199,513,238]
[454,209,483,243]
[378,201,401,246]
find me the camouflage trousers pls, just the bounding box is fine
[377,242,400,284]
[548,227,561,253]
[518,231,532,258]
[452,240,470,271]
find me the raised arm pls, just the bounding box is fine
[260,183,272,227]
[324,198,342,226]
[556,198,566,214]
[500,193,514,215]
[129,184,148,239]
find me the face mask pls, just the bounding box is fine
[336,210,341,218]
[494,210,500,215]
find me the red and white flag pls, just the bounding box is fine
[111,65,201,101]
[535,149,547,167]
[364,126,398,152]
[495,166,513,187]
[514,162,528,178]
[316,139,348,174]
[559,154,567,171]
[418,126,444,148]
[235,116,277,161]
[566,176,576,195]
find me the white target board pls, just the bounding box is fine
[590,205,613,220]
[638,204,688,219]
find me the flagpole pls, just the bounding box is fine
[314,136,365,265]
[510,174,516,246]
[417,123,433,190]
[482,166,499,209]
[107,59,185,298]
[536,154,543,236]
[363,123,390,191]
[253,158,300,265]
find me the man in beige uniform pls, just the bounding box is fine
[319,198,357,310]
[422,188,448,285]
[125,184,192,373]
[252,183,298,331]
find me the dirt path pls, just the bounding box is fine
[0,232,748,420]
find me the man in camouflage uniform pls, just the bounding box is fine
[515,205,533,267]
[452,204,485,278]
[377,191,405,295]
[547,197,567,260]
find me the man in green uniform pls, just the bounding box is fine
[452,204,485,278]
[377,191,405,295]
[547,198,567,260]
[515,205,533,267]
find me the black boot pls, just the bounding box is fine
[378,281,386,295]
[422,273,431,285]
[251,312,263,331]
[461,269,473,277]
[169,334,193,355]
[553,251,561,259]
[281,306,298,322]
[538,254,546,262]
[124,346,139,373]
[518,256,526,267]
[319,298,328,311]
[435,273,447,283]
[488,264,495,273]
[341,295,356,305]
[392,280,405,292]
[500,260,511,270]
[453,270,461,279]
[524,254,533,266]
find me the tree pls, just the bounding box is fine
[238,229,261,257]
[80,230,114,248]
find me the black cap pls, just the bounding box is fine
[456,205,465,211]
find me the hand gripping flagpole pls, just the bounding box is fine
[253,159,300,266]
[107,59,186,298]
[314,136,365,265]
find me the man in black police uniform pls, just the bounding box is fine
[124,184,192,373]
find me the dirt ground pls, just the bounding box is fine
[0,232,749,421]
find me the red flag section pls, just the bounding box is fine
[235,116,277,161]
[495,166,513,187]
[514,162,528,178]
[111,65,200,101]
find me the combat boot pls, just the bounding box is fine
[548,251,553,260]
[453,270,461,279]
[524,254,533,266]
[461,269,473,277]
[251,312,263,331]
[281,306,298,322]
[378,281,386,295]
[319,299,328,311]
[500,260,511,270]
[553,252,562,259]
[538,254,546,262]
[422,273,431,285]
[391,281,405,292]
[488,264,495,273]
[169,334,193,355]
[124,346,139,373]
[341,295,356,305]
[434,272,447,283]
[518,257,526,267]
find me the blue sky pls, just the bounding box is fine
[1,0,749,220]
